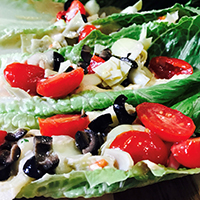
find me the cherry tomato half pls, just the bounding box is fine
[78,25,97,42]
[109,130,168,165]
[38,114,90,138]
[148,56,193,79]
[136,102,196,142]
[87,55,105,74]
[36,67,84,99]
[0,130,7,146]
[4,62,45,95]
[171,137,200,168]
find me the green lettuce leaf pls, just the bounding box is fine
[0,0,63,53]
[171,92,200,133]
[0,70,200,131]
[91,3,199,27]
[16,161,200,199]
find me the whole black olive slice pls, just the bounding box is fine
[113,94,137,124]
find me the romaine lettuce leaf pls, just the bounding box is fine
[16,161,200,199]
[171,92,200,133]
[0,0,63,53]
[91,3,199,27]
[0,70,200,131]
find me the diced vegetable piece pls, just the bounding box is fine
[89,159,108,170]
[93,56,131,87]
[111,38,144,60]
[84,0,100,16]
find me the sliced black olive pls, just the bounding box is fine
[88,113,113,134]
[120,53,138,69]
[81,45,92,63]
[23,136,59,179]
[23,156,45,179]
[0,143,21,181]
[81,14,88,23]
[75,129,104,155]
[77,61,88,74]
[8,144,21,162]
[75,130,90,151]
[64,0,73,11]
[5,128,28,142]
[0,164,11,181]
[37,153,59,174]
[34,136,52,156]
[121,78,131,87]
[98,48,112,61]
[113,94,137,124]
[53,51,65,72]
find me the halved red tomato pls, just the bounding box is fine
[136,102,196,142]
[148,56,193,79]
[38,114,90,138]
[109,130,168,165]
[4,62,45,95]
[171,137,200,168]
[36,67,84,99]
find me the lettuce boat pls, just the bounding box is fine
[2,92,200,200]
[0,1,200,199]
